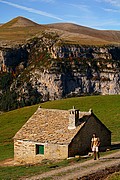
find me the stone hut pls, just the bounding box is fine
[14,107,111,164]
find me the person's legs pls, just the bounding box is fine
[97,151,100,159]
[96,147,100,159]
[92,146,97,160]
[94,151,96,160]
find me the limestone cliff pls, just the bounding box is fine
[29,59,119,101]
[0,34,120,108]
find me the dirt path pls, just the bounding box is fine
[0,151,120,179]
[0,158,15,167]
[20,150,120,180]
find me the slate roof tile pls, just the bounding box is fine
[14,107,89,144]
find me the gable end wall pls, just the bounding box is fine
[68,115,111,157]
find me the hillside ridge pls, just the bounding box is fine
[1,16,40,28]
[46,22,120,44]
[0,16,120,45]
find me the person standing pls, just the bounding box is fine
[91,133,100,160]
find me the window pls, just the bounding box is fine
[36,145,44,155]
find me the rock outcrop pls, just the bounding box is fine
[29,60,119,101]
[0,45,28,73]
[0,35,120,106]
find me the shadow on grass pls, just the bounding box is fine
[110,143,120,150]
[100,143,120,152]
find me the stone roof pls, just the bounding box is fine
[14,107,91,145]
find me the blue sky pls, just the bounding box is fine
[0,0,120,30]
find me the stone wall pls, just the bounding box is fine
[81,115,111,148]
[68,114,111,157]
[45,143,68,160]
[14,139,68,164]
[14,140,37,164]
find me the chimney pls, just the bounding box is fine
[68,106,79,129]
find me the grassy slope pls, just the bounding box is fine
[0,95,120,162]
[46,23,120,45]
[0,105,38,160]
[0,26,116,46]
[107,172,120,180]
[0,26,44,43]
[1,18,120,45]
[0,16,44,44]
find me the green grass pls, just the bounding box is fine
[0,95,120,162]
[0,26,45,43]
[0,163,50,180]
[0,105,39,161]
[107,172,120,180]
[0,23,119,46]
[0,156,90,180]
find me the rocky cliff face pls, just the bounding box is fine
[0,45,28,73]
[29,59,119,101]
[0,35,120,106]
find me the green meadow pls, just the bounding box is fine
[0,95,120,161]
[0,95,120,179]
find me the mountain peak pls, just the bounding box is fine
[2,16,39,28]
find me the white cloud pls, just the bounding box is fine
[90,19,120,29]
[0,0,62,20]
[65,15,82,18]
[106,0,120,6]
[96,0,120,6]
[66,3,90,13]
[30,0,55,3]
[41,0,55,3]
[103,8,120,12]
